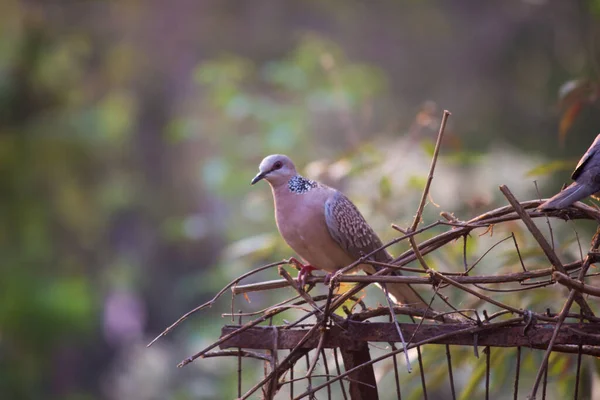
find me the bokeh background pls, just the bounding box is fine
[2,1,600,399]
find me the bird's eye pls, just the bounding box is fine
[273,161,283,170]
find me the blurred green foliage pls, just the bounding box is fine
[1,1,599,399]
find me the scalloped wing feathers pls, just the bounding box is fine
[324,191,390,263]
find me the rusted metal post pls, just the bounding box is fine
[339,342,379,400]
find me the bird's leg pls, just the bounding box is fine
[287,257,316,288]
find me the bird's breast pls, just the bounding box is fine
[273,190,352,272]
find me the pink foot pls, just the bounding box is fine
[298,265,317,288]
[288,257,317,288]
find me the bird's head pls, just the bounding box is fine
[251,154,297,187]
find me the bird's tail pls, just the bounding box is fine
[361,253,462,323]
[378,270,464,323]
[538,182,596,210]
[382,270,429,308]
[360,262,428,307]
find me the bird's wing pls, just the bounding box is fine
[324,191,389,262]
[324,190,429,308]
[572,134,600,180]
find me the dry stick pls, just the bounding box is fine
[293,317,525,400]
[410,110,450,232]
[499,185,595,317]
[278,267,347,336]
[527,227,600,399]
[473,282,552,293]
[407,233,468,323]
[223,294,303,317]
[534,180,556,252]
[553,271,600,297]
[391,202,598,274]
[231,260,585,294]
[333,195,531,287]
[333,220,447,279]
[176,202,599,369]
[222,207,594,374]
[202,349,271,362]
[464,235,514,275]
[408,226,478,322]
[512,232,528,272]
[368,260,443,274]
[329,203,597,319]
[274,350,312,397]
[178,291,337,367]
[237,313,243,398]
[382,284,413,372]
[304,331,326,379]
[238,287,342,399]
[428,269,545,319]
[462,234,469,271]
[406,285,443,350]
[147,260,287,347]
[350,305,473,323]
[279,267,326,317]
[571,218,585,261]
[178,305,287,367]
[404,111,455,318]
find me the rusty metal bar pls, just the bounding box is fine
[542,360,548,400]
[220,322,600,350]
[321,349,332,400]
[446,344,456,400]
[333,347,348,400]
[575,344,583,400]
[417,346,428,400]
[391,344,402,399]
[513,347,521,400]
[485,347,490,400]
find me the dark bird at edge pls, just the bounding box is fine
[538,134,600,210]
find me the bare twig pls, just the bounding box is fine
[382,284,412,371]
[147,260,287,347]
[499,185,594,316]
[410,110,451,231]
[553,271,600,297]
[230,260,584,294]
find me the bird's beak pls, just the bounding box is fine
[251,171,266,185]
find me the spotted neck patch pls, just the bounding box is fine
[288,175,317,194]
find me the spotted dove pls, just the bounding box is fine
[251,154,427,307]
[539,134,600,210]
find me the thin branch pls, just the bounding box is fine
[554,271,600,297]
[147,260,287,347]
[230,260,584,294]
[382,284,412,372]
[499,185,595,316]
[410,110,451,231]
[202,349,271,362]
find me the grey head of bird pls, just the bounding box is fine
[251,154,298,187]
